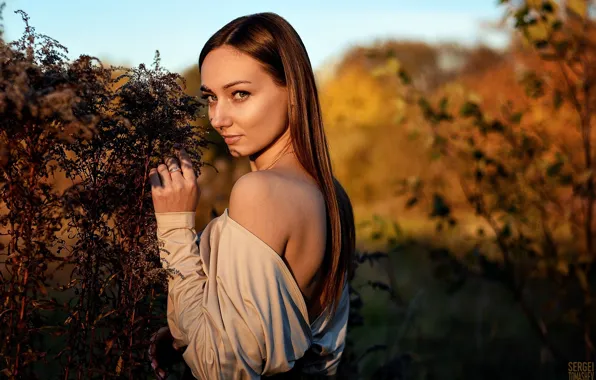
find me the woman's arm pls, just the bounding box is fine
[154,175,314,378]
[155,211,205,349]
[148,224,204,378]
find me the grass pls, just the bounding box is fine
[348,233,571,380]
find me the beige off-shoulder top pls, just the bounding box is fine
[155,208,349,379]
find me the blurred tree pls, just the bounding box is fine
[321,41,506,210]
[389,0,596,371]
[337,41,443,92]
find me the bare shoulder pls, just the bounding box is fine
[228,170,325,257]
[228,171,282,237]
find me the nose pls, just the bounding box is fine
[209,102,233,133]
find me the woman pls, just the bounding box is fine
[148,12,355,379]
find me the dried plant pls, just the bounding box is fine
[1,9,207,379]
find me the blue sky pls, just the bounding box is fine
[2,1,508,73]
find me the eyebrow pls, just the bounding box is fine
[200,80,252,93]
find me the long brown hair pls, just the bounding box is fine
[198,12,355,313]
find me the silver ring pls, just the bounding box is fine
[169,167,181,173]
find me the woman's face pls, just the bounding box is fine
[200,46,289,158]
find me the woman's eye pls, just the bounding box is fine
[233,91,250,101]
[201,94,216,104]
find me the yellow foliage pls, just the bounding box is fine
[567,0,587,19]
[319,64,395,133]
[318,60,442,204]
[526,23,550,42]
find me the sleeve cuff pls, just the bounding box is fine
[155,212,196,230]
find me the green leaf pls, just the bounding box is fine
[473,149,485,160]
[489,120,505,132]
[405,196,418,208]
[546,161,563,177]
[392,221,403,238]
[522,72,545,98]
[407,129,420,141]
[475,169,484,182]
[418,97,434,120]
[434,135,447,147]
[542,2,554,13]
[554,40,569,55]
[430,194,451,218]
[398,69,411,85]
[514,6,530,28]
[535,40,549,49]
[553,90,563,109]
[439,97,448,112]
[510,112,523,124]
[499,223,512,239]
[559,174,573,185]
[460,101,481,118]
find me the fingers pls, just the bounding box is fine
[149,159,178,189]
[149,147,197,190]
[148,337,161,378]
[149,329,168,380]
[149,168,163,189]
[165,156,180,172]
[177,148,196,181]
[156,164,172,187]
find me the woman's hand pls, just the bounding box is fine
[148,326,185,379]
[149,147,201,213]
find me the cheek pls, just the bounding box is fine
[241,97,287,136]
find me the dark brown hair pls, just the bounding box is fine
[198,12,355,313]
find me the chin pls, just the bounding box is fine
[227,148,246,158]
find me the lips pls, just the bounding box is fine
[223,135,242,144]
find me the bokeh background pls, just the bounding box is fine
[2,0,596,379]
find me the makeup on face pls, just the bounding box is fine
[199,47,289,156]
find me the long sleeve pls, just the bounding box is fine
[155,211,205,351]
[156,211,240,379]
[154,209,319,379]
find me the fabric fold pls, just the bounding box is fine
[155,208,349,379]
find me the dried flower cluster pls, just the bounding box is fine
[1,10,207,379]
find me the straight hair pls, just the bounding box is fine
[198,12,355,313]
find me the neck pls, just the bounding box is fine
[250,128,295,172]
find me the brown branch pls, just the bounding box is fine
[458,176,567,364]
